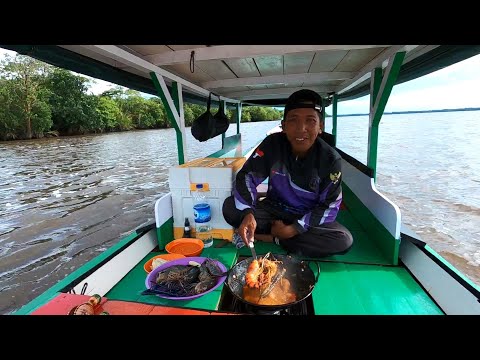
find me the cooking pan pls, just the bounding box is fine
[226,253,320,311]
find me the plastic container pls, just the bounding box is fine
[168,157,246,242]
[192,184,213,248]
[165,238,204,257]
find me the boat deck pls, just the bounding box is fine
[104,207,444,315]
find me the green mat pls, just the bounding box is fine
[311,262,443,315]
[320,229,390,265]
[236,209,391,265]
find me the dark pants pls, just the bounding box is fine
[222,196,353,258]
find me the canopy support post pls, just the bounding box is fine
[220,100,226,148]
[332,94,338,146]
[367,51,405,181]
[150,72,187,165]
[235,102,242,135]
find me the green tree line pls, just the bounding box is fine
[0,54,283,141]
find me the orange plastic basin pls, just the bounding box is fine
[165,238,204,257]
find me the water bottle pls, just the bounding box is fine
[192,184,213,248]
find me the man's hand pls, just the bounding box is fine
[239,213,256,246]
[271,220,299,240]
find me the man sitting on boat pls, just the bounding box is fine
[222,89,353,257]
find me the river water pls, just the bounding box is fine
[1,112,479,314]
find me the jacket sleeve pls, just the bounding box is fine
[233,136,272,216]
[293,157,343,233]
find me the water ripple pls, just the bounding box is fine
[1,116,479,314]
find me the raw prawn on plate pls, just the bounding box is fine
[142,256,228,300]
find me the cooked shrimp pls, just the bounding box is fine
[245,259,262,288]
[245,257,278,289]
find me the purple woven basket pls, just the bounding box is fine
[144,256,227,300]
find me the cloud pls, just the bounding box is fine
[338,53,480,114]
[387,79,480,111]
[78,75,119,95]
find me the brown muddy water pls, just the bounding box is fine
[1,114,479,314]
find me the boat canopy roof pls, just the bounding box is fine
[3,45,480,107]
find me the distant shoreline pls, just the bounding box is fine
[333,107,480,117]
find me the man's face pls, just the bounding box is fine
[282,107,322,157]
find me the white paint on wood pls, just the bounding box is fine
[371,53,401,120]
[223,86,335,100]
[175,82,188,163]
[155,193,173,228]
[400,239,480,315]
[403,45,439,62]
[153,73,180,126]
[72,229,157,296]
[283,52,315,74]
[202,72,354,89]
[73,45,239,104]
[336,45,415,95]
[341,159,401,239]
[77,45,208,96]
[143,45,390,65]
[224,58,260,78]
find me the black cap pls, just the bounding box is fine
[283,89,323,119]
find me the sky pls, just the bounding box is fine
[341,52,480,114]
[1,47,480,115]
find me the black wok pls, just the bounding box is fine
[225,253,320,311]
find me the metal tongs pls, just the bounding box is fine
[248,241,257,260]
[260,267,286,298]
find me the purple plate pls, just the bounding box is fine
[144,256,227,300]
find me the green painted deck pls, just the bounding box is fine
[311,262,443,315]
[239,208,391,265]
[106,207,443,315]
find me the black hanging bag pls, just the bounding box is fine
[212,99,230,137]
[191,92,216,142]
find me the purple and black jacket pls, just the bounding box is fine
[233,132,343,233]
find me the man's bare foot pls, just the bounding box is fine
[254,234,274,242]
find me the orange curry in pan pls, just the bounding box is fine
[242,257,297,305]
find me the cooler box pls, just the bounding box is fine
[168,157,246,241]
